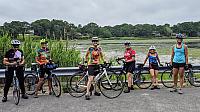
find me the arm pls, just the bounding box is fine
[100,51,105,62]
[156,54,162,65]
[85,50,90,62]
[3,58,16,66]
[170,47,174,65]
[184,45,189,65]
[143,53,149,65]
[19,56,25,65]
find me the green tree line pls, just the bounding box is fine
[1,19,200,39]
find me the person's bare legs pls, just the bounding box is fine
[177,67,185,94]
[150,69,155,86]
[86,76,94,95]
[34,78,44,97]
[154,70,159,86]
[127,72,132,88]
[48,78,52,94]
[173,68,179,89]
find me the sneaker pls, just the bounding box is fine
[170,88,177,92]
[85,94,90,100]
[177,89,183,94]
[94,92,101,96]
[130,86,134,90]
[150,86,155,90]
[2,96,7,102]
[124,87,130,93]
[49,92,54,95]
[22,94,29,99]
[154,86,160,89]
[33,94,38,98]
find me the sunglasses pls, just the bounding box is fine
[13,45,19,48]
[92,40,99,42]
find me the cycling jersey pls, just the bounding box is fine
[37,48,50,64]
[87,46,102,65]
[173,44,186,63]
[5,49,23,63]
[148,52,158,64]
[124,48,136,62]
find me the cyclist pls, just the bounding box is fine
[34,39,52,98]
[2,40,28,102]
[143,45,163,90]
[117,41,136,93]
[85,37,105,100]
[170,33,188,94]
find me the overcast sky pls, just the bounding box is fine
[0,0,200,26]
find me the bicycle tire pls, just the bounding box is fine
[51,74,62,97]
[188,70,200,87]
[24,74,38,95]
[68,72,87,98]
[13,77,20,105]
[135,73,152,89]
[100,71,124,90]
[161,70,174,88]
[99,72,124,99]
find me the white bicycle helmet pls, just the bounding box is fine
[92,37,99,41]
[149,45,156,50]
[11,39,21,45]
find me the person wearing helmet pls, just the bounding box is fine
[2,40,28,102]
[84,37,105,100]
[170,33,188,94]
[118,41,136,93]
[143,45,162,90]
[34,39,52,98]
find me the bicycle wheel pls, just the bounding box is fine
[188,70,200,87]
[24,74,38,95]
[100,71,124,90]
[135,73,152,89]
[99,72,124,99]
[51,74,61,97]
[161,70,174,88]
[13,77,20,105]
[68,72,87,98]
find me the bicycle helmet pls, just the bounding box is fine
[11,39,21,45]
[40,39,48,44]
[176,33,184,39]
[92,37,99,42]
[149,45,156,50]
[124,41,131,46]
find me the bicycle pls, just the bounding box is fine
[161,63,200,88]
[68,62,124,99]
[115,59,152,89]
[24,62,61,97]
[12,67,20,105]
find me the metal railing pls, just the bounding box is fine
[0,65,200,78]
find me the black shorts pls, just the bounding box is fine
[172,62,186,69]
[88,65,100,76]
[39,65,51,78]
[124,61,135,73]
[149,63,159,70]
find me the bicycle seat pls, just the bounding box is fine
[31,63,38,66]
[78,64,87,71]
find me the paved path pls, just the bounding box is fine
[1,87,200,112]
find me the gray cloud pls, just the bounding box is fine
[0,0,200,26]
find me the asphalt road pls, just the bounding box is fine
[1,87,200,112]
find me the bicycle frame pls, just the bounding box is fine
[76,65,113,88]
